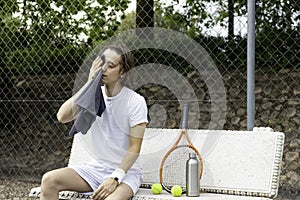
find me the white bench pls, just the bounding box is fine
[29,127,285,200]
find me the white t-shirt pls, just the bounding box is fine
[77,86,148,173]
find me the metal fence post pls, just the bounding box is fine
[247,0,255,131]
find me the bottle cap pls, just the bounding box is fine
[189,152,196,158]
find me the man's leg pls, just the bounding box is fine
[105,183,134,200]
[40,167,92,200]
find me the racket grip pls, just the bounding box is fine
[181,103,189,129]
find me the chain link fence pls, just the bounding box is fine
[1,0,299,199]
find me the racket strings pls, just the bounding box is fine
[161,146,197,191]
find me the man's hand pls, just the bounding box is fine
[88,55,104,82]
[92,178,118,200]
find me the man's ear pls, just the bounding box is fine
[120,68,125,75]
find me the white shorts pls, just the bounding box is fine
[69,163,143,195]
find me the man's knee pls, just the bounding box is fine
[41,170,61,191]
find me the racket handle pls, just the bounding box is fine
[181,103,189,129]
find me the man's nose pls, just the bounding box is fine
[102,64,108,71]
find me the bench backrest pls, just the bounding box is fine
[68,128,284,198]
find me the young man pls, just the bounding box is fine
[40,45,148,200]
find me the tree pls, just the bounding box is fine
[233,0,299,32]
[1,0,131,74]
[153,0,208,37]
[136,0,154,28]
[151,0,299,37]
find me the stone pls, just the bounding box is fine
[282,88,290,94]
[285,107,297,117]
[279,96,287,103]
[149,86,160,92]
[187,70,197,78]
[289,139,300,149]
[181,93,191,99]
[274,104,283,111]
[288,100,299,105]
[261,102,273,110]
[279,68,291,74]
[239,119,247,128]
[280,175,287,183]
[287,161,299,171]
[53,150,62,156]
[285,152,299,163]
[166,119,176,128]
[231,117,240,125]
[255,86,262,94]
[286,171,300,187]
[236,108,246,116]
[293,87,300,95]
[16,80,27,88]
[270,111,279,119]
[293,117,300,125]
[229,87,240,96]
[260,111,270,123]
[263,87,272,95]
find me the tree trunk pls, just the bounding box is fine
[228,0,234,40]
[136,0,154,38]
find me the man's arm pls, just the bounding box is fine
[57,56,103,123]
[92,122,147,199]
[56,96,80,123]
[119,122,147,171]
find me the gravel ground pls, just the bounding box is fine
[1,179,299,200]
[0,179,40,200]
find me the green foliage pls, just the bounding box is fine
[152,0,299,71]
[133,48,191,74]
[256,26,300,71]
[116,0,299,72]
[117,12,136,32]
[1,0,299,75]
[234,0,299,32]
[1,0,130,74]
[152,0,299,38]
[153,0,210,36]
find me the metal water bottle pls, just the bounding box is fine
[186,152,200,196]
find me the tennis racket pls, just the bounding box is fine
[159,103,203,194]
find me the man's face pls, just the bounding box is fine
[101,49,123,87]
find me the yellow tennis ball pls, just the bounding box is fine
[151,183,163,194]
[171,185,182,197]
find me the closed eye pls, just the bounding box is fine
[108,62,118,68]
